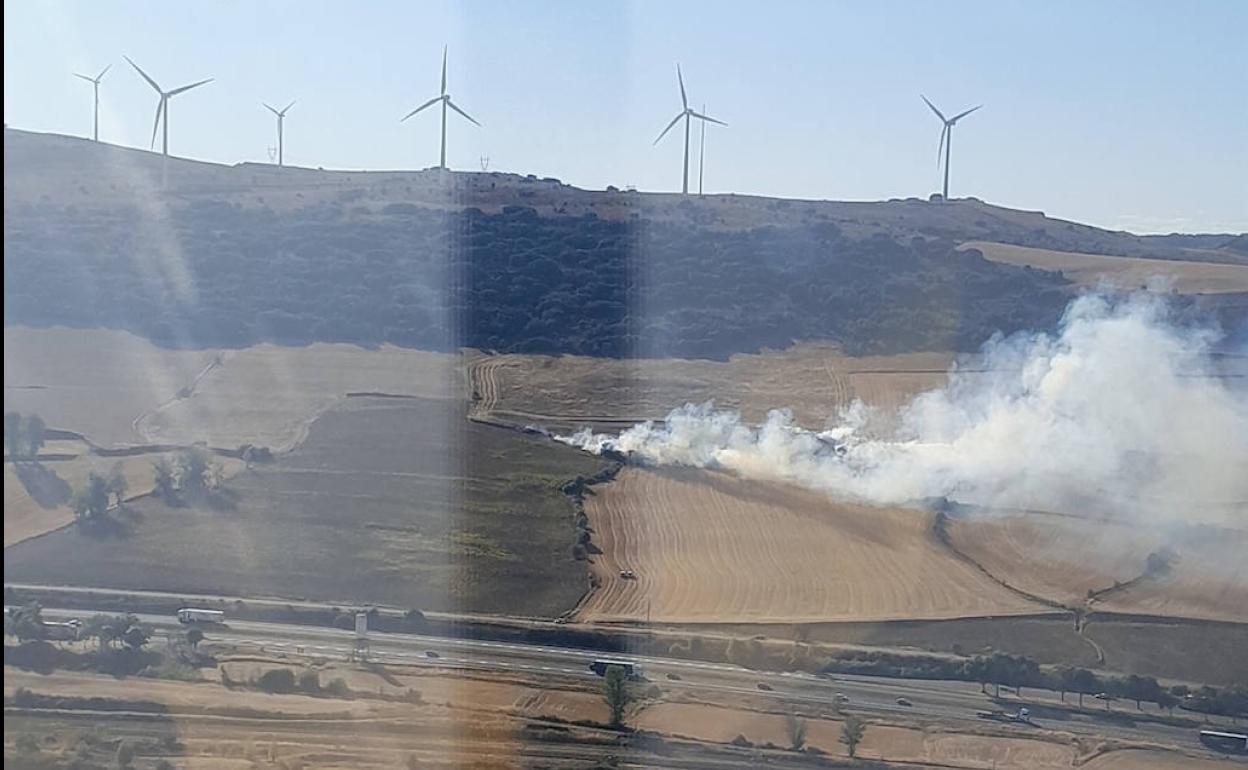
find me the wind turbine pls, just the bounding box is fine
[921,95,981,201]
[73,65,111,142]
[401,46,480,170]
[698,102,707,196]
[263,100,295,166]
[655,65,725,194]
[125,56,212,157]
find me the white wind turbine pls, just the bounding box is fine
[921,95,981,201]
[654,65,725,195]
[125,56,212,157]
[263,101,295,166]
[73,64,111,142]
[401,46,480,170]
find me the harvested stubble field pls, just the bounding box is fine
[948,513,1248,623]
[964,241,1248,294]
[4,326,459,451]
[469,345,963,432]
[575,467,1045,624]
[3,396,608,616]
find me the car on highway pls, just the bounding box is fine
[1093,692,1111,700]
[895,697,913,707]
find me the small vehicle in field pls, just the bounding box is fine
[665,672,682,681]
[424,650,440,659]
[895,697,913,707]
[835,693,850,704]
[619,569,637,580]
[757,682,773,691]
[1093,692,1111,700]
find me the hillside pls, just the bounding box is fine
[4,128,1244,360]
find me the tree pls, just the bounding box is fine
[966,656,990,694]
[1069,668,1100,708]
[153,458,177,502]
[603,665,630,728]
[1124,675,1161,711]
[122,622,152,651]
[25,414,46,458]
[106,464,128,508]
[1156,690,1179,715]
[4,412,21,456]
[5,602,46,642]
[1054,665,1076,703]
[186,628,204,649]
[784,709,808,751]
[840,714,865,759]
[70,472,111,520]
[177,448,211,493]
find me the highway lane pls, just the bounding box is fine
[26,606,1233,757]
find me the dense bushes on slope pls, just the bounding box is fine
[3,201,1070,358]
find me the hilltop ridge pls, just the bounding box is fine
[4,128,1245,360]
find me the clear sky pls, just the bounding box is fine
[4,0,1246,233]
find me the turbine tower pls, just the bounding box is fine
[73,64,111,142]
[921,95,981,201]
[698,102,707,196]
[125,57,212,157]
[263,100,295,167]
[654,65,725,195]
[401,46,480,170]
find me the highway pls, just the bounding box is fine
[25,604,1240,760]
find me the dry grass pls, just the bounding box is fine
[4,326,211,448]
[576,467,1045,623]
[469,344,959,432]
[948,512,1248,622]
[137,342,458,452]
[965,241,1248,294]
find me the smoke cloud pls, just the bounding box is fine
[560,292,1248,524]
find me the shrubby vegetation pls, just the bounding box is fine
[4,411,46,459]
[4,202,1072,358]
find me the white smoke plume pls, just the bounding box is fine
[560,292,1248,524]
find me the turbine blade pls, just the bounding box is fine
[441,45,447,95]
[167,78,212,96]
[96,63,111,81]
[653,112,684,145]
[401,96,442,121]
[950,104,982,123]
[74,73,94,83]
[937,123,947,170]
[150,98,165,149]
[263,102,280,116]
[677,64,687,110]
[690,111,726,127]
[281,100,296,115]
[125,56,162,93]
[920,94,947,122]
[446,99,480,126]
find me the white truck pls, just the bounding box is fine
[176,608,225,624]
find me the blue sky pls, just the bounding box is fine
[4,0,1246,233]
